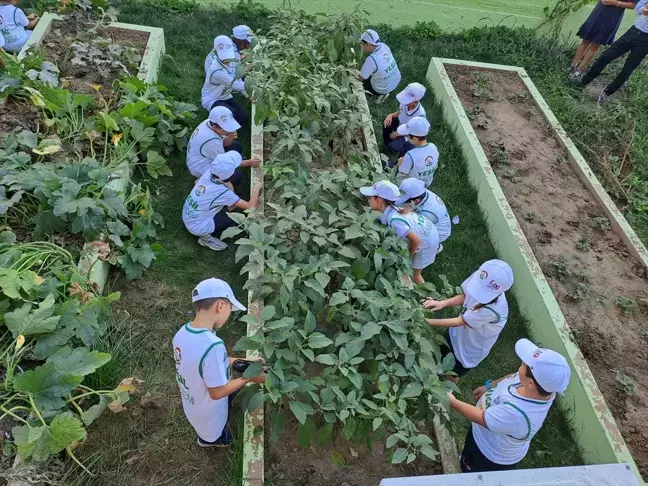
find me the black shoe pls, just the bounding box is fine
[197,427,233,448]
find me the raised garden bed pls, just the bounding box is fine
[427,58,648,484]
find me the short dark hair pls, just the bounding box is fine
[524,363,550,396]
[209,121,222,131]
[194,297,230,313]
[410,135,427,142]
[406,192,426,204]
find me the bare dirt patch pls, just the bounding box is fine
[0,101,41,136]
[447,65,648,478]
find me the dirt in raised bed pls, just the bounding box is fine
[0,100,41,136]
[42,20,149,95]
[266,420,441,486]
[446,64,648,478]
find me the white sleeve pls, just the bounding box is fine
[202,344,229,388]
[483,403,527,437]
[359,56,377,80]
[14,8,29,27]
[209,68,233,86]
[389,217,412,239]
[221,188,241,208]
[399,153,414,176]
[233,78,247,95]
[462,307,495,329]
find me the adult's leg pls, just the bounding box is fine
[571,40,592,68]
[212,211,236,238]
[603,39,648,95]
[460,427,518,473]
[577,43,600,70]
[580,29,635,87]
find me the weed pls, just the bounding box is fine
[640,326,648,341]
[549,256,572,282]
[591,216,611,230]
[615,296,635,316]
[495,147,510,166]
[575,235,590,252]
[472,72,493,99]
[613,370,636,396]
[524,212,539,223]
[567,282,590,302]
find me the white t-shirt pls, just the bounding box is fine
[415,190,451,242]
[0,5,30,52]
[472,373,555,465]
[182,172,240,236]
[186,120,226,178]
[359,43,401,95]
[0,31,5,49]
[201,59,246,110]
[204,50,216,73]
[173,323,231,442]
[449,273,509,368]
[399,143,439,187]
[398,102,426,124]
[384,206,439,269]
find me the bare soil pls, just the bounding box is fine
[266,420,441,486]
[42,20,149,95]
[447,65,648,479]
[0,100,41,136]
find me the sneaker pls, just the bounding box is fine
[569,69,583,81]
[437,244,444,254]
[197,427,233,448]
[597,92,611,104]
[376,93,390,104]
[197,235,228,251]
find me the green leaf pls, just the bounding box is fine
[304,278,326,298]
[47,346,111,376]
[308,332,333,349]
[146,151,172,179]
[315,354,336,366]
[315,423,333,446]
[126,244,156,267]
[302,348,315,361]
[270,407,286,445]
[220,226,244,240]
[304,311,316,333]
[260,305,276,321]
[297,417,316,448]
[392,447,408,464]
[328,292,348,306]
[360,321,381,341]
[4,294,60,337]
[289,401,314,425]
[337,246,356,259]
[420,444,438,461]
[442,352,456,373]
[342,417,356,440]
[13,362,82,410]
[247,391,266,412]
[374,251,383,270]
[344,339,364,359]
[243,362,265,378]
[344,225,364,240]
[386,434,400,449]
[0,268,42,300]
[81,396,107,426]
[407,453,416,464]
[315,272,330,289]
[330,450,346,468]
[14,411,87,462]
[372,417,383,432]
[402,383,423,399]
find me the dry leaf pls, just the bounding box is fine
[117,376,144,394]
[69,282,89,303]
[34,275,44,285]
[108,400,124,413]
[349,446,358,458]
[88,241,110,260]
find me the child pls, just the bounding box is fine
[182,152,262,252]
[0,0,39,53]
[0,31,5,67]
[231,25,253,62]
[360,180,439,285]
[570,0,638,77]
[202,35,250,125]
[450,339,570,472]
[358,29,401,98]
[396,178,451,246]
[422,260,513,382]
[383,82,427,156]
[186,106,258,179]
[396,117,439,187]
[173,277,266,447]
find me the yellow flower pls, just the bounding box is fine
[16,335,25,351]
[111,133,123,146]
[138,209,146,215]
[90,84,103,92]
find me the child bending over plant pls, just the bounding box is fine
[173,278,266,447]
[396,117,439,188]
[383,82,427,157]
[422,260,513,383]
[0,0,39,53]
[182,152,262,252]
[397,178,451,249]
[360,180,439,285]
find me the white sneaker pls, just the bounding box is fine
[376,93,390,104]
[437,244,444,254]
[198,235,228,251]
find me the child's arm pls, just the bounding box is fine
[241,158,260,168]
[208,375,265,400]
[603,0,637,7]
[426,316,465,328]
[422,294,466,310]
[405,231,420,257]
[383,110,401,127]
[233,182,262,210]
[449,393,487,427]
[27,16,40,30]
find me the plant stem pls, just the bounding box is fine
[0,406,31,426]
[66,446,95,477]
[29,394,46,426]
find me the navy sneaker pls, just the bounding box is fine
[197,427,233,448]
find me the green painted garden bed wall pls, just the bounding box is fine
[426,57,647,485]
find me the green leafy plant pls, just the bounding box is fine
[473,72,493,99]
[575,235,590,252]
[612,370,635,396]
[615,296,635,316]
[591,216,610,230]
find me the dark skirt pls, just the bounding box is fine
[577,1,631,46]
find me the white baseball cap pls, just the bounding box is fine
[213,35,236,61]
[397,116,430,137]
[192,278,246,311]
[360,180,400,202]
[232,25,253,42]
[208,106,241,133]
[464,259,514,304]
[211,152,242,181]
[396,82,426,105]
[515,339,571,394]
[396,178,426,205]
[360,29,380,45]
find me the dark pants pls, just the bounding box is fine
[440,331,472,378]
[212,210,236,238]
[212,98,249,126]
[225,140,243,155]
[581,27,648,95]
[362,78,381,96]
[383,116,414,156]
[461,427,518,473]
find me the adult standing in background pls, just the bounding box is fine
[358,29,402,100]
[570,0,638,78]
[576,0,648,100]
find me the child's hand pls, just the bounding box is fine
[397,156,404,165]
[472,385,487,402]
[247,159,261,168]
[383,114,393,127]
[389,131,399,140]
[399,206,412,214]
[28,14,38,20]
[422,298,445,311]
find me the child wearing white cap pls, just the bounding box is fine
[449,338,571,472]
[360,180,440,285]
[202,34,250,125]
[0,0,39,53]
[231,25,253,62]
[173,278,266,447]
[359,29,402,97]
[396,178,451,245]
[182,152,262,251]
[396,117,439,187]
[186,106,259,179]
[383,82,427,156]
[422,260,513,381]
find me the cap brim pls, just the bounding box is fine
[360,186,376,197]
[217,49,237,61]
[514,338,536,366]
[396,125,410,136]
[229,295,247,311]
[396,91,407,104]
[464,272,499,304]
[395,194,409,205]
[220,118,241,133]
